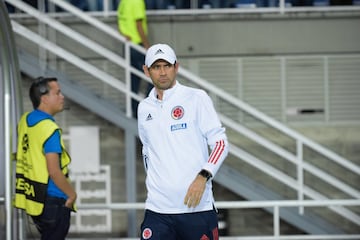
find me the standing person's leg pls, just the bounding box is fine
[31,197,71,240]
[175,0,190,8]
[69,0,88,10]
[145,0,156,9]
[130,47,146,118]
[175,209,219,240]
[159,0,168,9]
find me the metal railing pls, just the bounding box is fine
[77,199,360,239]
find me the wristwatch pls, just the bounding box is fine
[198,169,212,181]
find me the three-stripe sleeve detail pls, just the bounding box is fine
[208,140,225,165]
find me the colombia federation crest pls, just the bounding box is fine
[171,106,184,120]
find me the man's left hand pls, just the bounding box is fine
[184,175,207,208]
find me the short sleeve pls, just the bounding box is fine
[44,130,62,154]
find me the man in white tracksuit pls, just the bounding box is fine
[138,43,229,240]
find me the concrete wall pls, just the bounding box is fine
[41,10,360,59]
[144,12,360,57]
[15,10,360,59]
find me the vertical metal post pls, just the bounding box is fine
[280,57,287,123]
[125,130,137,237]
[0,60,6,240]
[38,0,47,74]
[5,91,12,240]
[103,0,110,17]
[125,41,132,118]
[0,3,13,239]
[273,205,280,238]
[297,140,304,215]
[0,2,24,239]
[279,0,285,14]
[191,0,198,9]
[323,56,329,123]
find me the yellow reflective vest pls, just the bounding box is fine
[14,112,71,216]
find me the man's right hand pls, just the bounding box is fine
[65,193,77,211]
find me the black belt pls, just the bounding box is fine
[45,196,66,205]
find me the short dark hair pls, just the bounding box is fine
[29,77,58,109]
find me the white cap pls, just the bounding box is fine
[145,44,177,67]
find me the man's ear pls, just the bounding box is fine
[143,65,150,77]
[40,94,47,105]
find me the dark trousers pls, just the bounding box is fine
[31,197,71,240]
[140,209,219,240]
[131,46,152,118]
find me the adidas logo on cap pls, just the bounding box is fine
[145,43,177,67]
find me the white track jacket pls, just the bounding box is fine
[138,81,229,214]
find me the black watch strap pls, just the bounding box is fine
[198,169,212,181]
